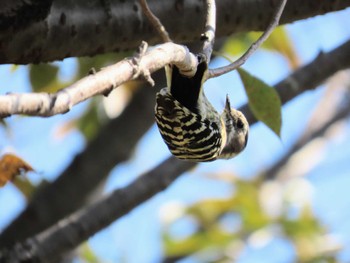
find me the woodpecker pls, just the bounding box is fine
[155,55,249,162]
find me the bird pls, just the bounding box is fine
[155,55,249,162]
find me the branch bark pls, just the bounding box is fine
[139,0,171,43]
[0,42,197,117]
[0,0,348,64]
[0,157,195,263]
[2,38,350,263]
[0,0,52,32]
[201,0,216,63]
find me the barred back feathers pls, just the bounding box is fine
[155,56,249,162]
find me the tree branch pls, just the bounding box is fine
[139,0,171,43]
[0,0,348,64]
[262,101,350,181]
[2,38,350,263]
[201,0,216,63]
[0,42,197,117]
[0,0,52,32]
[0,77,161,247]
[0,157,195,263]
[262,77,350,181]
[208,0,287,78]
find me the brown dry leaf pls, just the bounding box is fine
[0,154,34,187]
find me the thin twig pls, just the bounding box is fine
[139,0,171,43]
[130,41,155,86]
[208,0,287,79]
[201,0,216,65]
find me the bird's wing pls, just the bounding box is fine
[155,89,222,162]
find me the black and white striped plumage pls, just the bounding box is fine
[155,57,249,162]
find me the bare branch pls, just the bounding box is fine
[201,0,216,64]
[0,42,198,117]
[0,157,195,263]
[129,41,155,86]
[139,0,171,43]
[208,0,287,78]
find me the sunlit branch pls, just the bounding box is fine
[208,0,287,78]
[201,0,216,65]
[0,42,197,117]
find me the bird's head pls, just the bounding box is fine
[219,95,249,159]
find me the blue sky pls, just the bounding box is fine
[1,7,350,263]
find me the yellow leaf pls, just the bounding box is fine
[0,154,34,187]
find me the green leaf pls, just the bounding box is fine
[164,228,232,257]
[79,242,100,263]
[77,99,104,141]
[29,64,59,92]
[237,68,282,137]
[233,180,269,230]
[12,177,37,200]
[0,118,7,127]
[222,33,252,57]
[77,52,130,78]
[281,206,323,238]
[187,199,235,227]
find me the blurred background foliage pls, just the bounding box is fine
[161,177,337,263]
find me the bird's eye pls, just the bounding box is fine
[236,119,244,129]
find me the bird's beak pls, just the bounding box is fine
[225,95,231,111]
